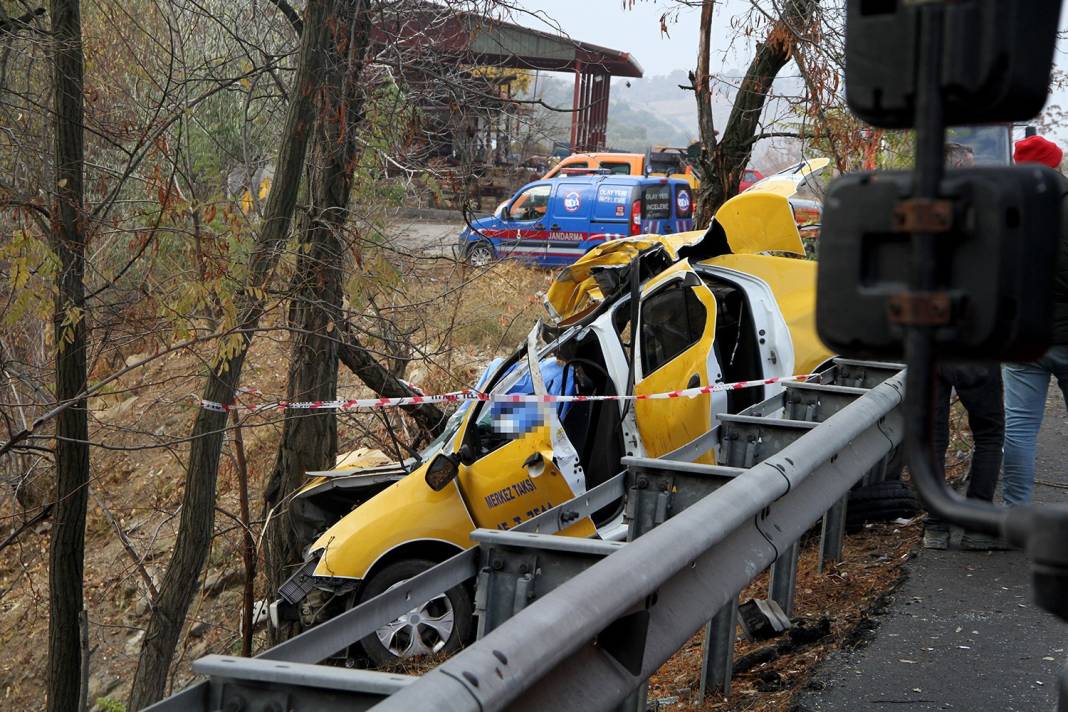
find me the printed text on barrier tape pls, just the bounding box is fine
[196,374,815,414]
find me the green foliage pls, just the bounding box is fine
[96,697,126,712]
[0,230,58,327]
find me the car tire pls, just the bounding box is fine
[465,240,495,267]
[845,480,919,533]
[357,559,474,668]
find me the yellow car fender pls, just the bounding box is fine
[310,467,476,580]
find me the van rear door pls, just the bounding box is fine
[640,181,673,235]
[590,182,635,241]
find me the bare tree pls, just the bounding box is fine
[46,1,90,710]
[690,0,822,225]
[127,3,333,706]
[263,0,375,640]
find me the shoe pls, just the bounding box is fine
[960,531,1011,551]
[923,525,950,550]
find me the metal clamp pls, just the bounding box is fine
[887,291,952,326]
[894,197,954,233]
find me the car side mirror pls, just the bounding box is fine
[424,452,459,492]
[457,442,476,466]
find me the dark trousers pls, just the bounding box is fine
[928,364,1004,527]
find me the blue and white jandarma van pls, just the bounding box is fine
[458,173,695,268]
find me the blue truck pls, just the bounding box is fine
[458,174,695,268]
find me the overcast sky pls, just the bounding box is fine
[512,0,746,77]
[512,0,1068,140]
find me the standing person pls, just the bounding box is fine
[923,143,1006,550]
[1000,135,1068,506]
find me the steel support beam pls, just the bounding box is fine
[699,598,739,700]
[784,382,869,422]
[768,540,800,618]
[473,529,623,637]
[717,414,817,469]
[147,658,413,712]
[570,62,583,150]
[833,358,905,389]
[819,494,849,572]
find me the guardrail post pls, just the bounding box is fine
[699,597,739,700]
[819,495,848,573]
[768,540,800,618]
[616,470,674,712]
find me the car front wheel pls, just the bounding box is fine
[357,558,474,667]
[465,240,495,267]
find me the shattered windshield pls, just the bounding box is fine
[415,356,506,464]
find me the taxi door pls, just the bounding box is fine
[632,260,726,461]
[456,337,595,536]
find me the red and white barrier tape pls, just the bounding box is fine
[196,374,815,414]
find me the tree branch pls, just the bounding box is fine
[265,0,303,35]
[338,321,446,437]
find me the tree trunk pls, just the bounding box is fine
[263,0,374,641]
[127,4,331,708]
[692,0,719,228]
[46,1,90,710]
[694,0,820,222]
[337,323,446,437]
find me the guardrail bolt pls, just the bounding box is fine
[637,477,649,489]
[518,563,529,574]
[492,559,503,571]
[561,509,579,523]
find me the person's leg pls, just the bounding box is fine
[956,367,1004,504]
[1001,360,1052,506]
[1046,344,1068,411]
[953,367,1009,550]
[924,369,953,549]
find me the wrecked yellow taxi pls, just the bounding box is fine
[273,176,834,666]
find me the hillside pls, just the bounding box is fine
[0,257,552,710]
[526,69,807,169]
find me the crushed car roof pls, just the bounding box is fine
[546,191,808,325]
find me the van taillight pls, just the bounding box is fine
[630,200,642,235]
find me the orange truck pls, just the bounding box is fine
[543,151,699,188]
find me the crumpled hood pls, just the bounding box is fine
[545,190,807,325]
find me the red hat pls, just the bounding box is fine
[1014,135,1063,168]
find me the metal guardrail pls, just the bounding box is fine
[147,360,905,712]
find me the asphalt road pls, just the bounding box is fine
[385,218,465,260]
[795,390,1068,712]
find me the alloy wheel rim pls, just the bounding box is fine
[374,590,455,658]
[468,244,491,267]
